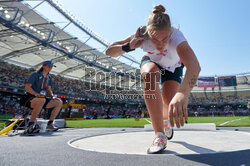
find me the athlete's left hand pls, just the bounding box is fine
[168,92,189,128]
[129,27,146,50]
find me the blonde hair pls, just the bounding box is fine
[36,65,43,72]
[36,65,50,74]
[146,5,171,32]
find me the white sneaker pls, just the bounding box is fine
[46,123,59,132]
[164,120,174,140]
[147,132,167,154]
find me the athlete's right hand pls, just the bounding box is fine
[129,27,146,50]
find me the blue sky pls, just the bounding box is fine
[26,0,250,76]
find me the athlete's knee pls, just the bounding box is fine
[141,64,161,83]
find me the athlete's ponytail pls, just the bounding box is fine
[146,5,171,32]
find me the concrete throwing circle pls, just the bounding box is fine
[69,130,250,155]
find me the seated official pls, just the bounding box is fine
[20,60,63,134]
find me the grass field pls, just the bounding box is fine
[0,116,249,129]
[0,121,4,128]
[66,116,250,128]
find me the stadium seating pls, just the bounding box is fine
[0,61,249,118]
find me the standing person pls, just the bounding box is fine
[122,105,127,118]
[106,5,201,154]
[20,60,63,134]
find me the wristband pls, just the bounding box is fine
[122,43,135,52]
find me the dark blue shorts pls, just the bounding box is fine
[140,56,184,85]
[20,93,52,109]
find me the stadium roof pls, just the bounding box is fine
[0,0,142,88]
[0,0,249,91]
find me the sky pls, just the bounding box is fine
[25,0,250,76]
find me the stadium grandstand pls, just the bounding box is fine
[0,0,249,119]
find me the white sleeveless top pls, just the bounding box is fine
[138,27,186,73]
